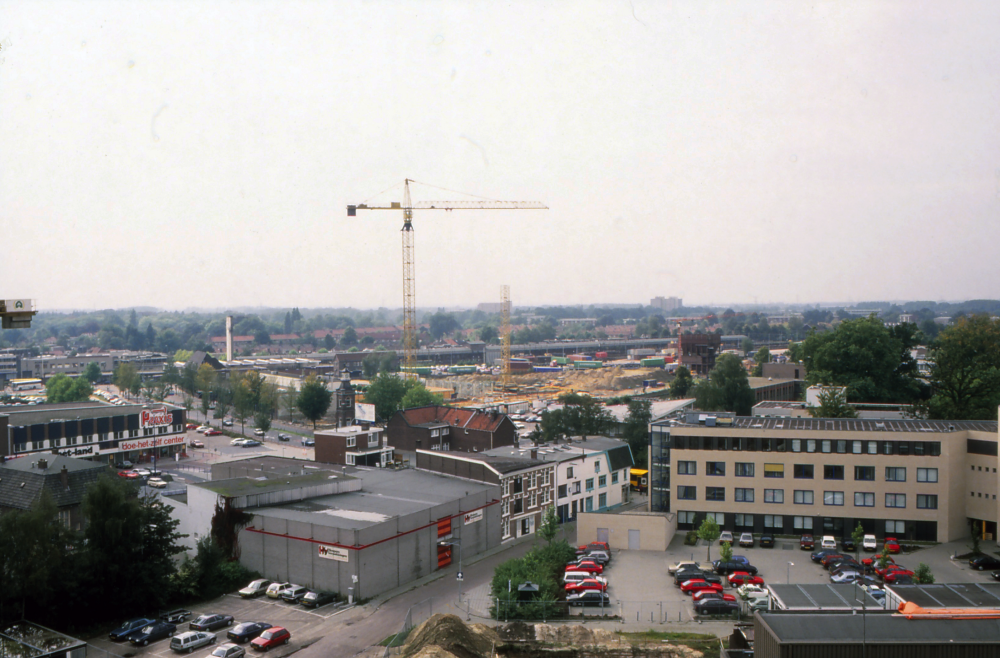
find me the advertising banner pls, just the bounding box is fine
[354,403,376,423]
[140,407,174,429]
[119,435,186,451]
[317,544,349,562]
[464,509,484,525]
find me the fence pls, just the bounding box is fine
[460,596,750,624]
[382,597,436,657]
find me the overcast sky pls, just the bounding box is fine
[2,1,998,312]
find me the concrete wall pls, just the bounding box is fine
[160,485,218,552]
[576,511,676,551]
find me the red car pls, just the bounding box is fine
[728,572,765,587]
[204,429,223,436]
[250,627,290,651]
[885,538,901,554]
[565,561,603,575]
[876,563,908,579]
[862,556,894,568]
[117,470,139,479]
[565,579,607,594]
[800,534,814,550]
[692,590,736,603]
[680,580,724,595]
[882,569,915,584]
[185,423,199,430]
[576,541,610,554]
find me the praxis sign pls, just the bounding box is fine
[140,407,173,429]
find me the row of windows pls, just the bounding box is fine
[678,485,938,509]
[676,461,938,483]
[673,435,941,456]
[677,512,922,535]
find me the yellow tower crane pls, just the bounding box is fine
[348,179,546,369]
[500,284,512,393]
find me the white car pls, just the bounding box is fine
[719,531,734,545]
[668,560,704,574]
[231,438,248,446]
[133,468,152,477]
[863,534,877,552]
[737,584,769,600]
[147,477,168,488]
[253,428,265,437]
[821,535,837,550]
[196,425,211,433]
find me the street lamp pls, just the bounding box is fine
[439,540,463,602]
[787,561,794,584]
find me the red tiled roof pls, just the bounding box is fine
[399,405,509,432]
[269,334,300,341]
[210,335,254,343]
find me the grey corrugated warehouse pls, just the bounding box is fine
[234,466,501,599]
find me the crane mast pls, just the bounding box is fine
[500,285,511,394]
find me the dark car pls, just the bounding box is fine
[715,561,758,576]
[130,622,177,647]
[759,534,775,548]
[810,549,841,563]
[567,590,611,606]
[161,610,192,624]
[800,534,814,550]
[227,622,272,644]
[830,561,863,576]
[992,571,1000,582]
[969,555,1000,571]
[674,569,718,585]
[190,615,235,632]
[841,537,857,552]
[278,433,291,442]
[301,591,337,608]
[695,599,739,616]
[820,554,849,568]
[110,618,156,641]
[826,557,861,572]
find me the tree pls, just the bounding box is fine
[800,315,924,403]
[400,382,444,409]
[719,537,733,563]
[537,506,559,544]
[324,334,336,350]
[914,563,935,584]
[282,387,298,421]
[741,337,754,355]
[807,387,858,418]
[254,411,272,434]
[428,312,460,339]
[670,366,693,398]
[697,516,721,561]
[83,361,102,383]
[922,315,1000,420]
[45,374,93,403]
[364,372,411,421]
[161,361,180,387]
[341,326,358,346]
[296,377,333,429]
[877,543,891,570]
[113,362,140,398]
[195,363,217,394]
[694,354,755,416]
[479,325,498,344]
[622,399,651,466]
[752,346,770,377]
[851,522,865,562]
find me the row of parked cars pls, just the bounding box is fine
[669,557,768,616]
[239,578,338,608]
[109,611,291,654]
[562,542,613,606]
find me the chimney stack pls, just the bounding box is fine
[37,458,48,470]
[530,449,538,460]
[226,316,233,362]
[60,465,69,489]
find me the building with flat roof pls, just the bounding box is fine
[883,582,1000,611]
[315,425,392,467]
[649,414,999,543]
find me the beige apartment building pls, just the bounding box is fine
[648,415,999,543]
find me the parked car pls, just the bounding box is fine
[826,557,861,571]
[694,599,739,616]
[992,571,1000,582]
[565,560,603,574]
[171,631,216,653]
[266,582,294,599]
[130,622,177,647]
[115,460,134,469]
[211,643,246,658]
[160,610,192,624]
[676,570,722,586]
[692,590,736,603]
[841,537,857,552]
[747,596,770,612]
[883,569,916,584]
[147,477,168,489]
[876,563,910,579]
[884,537,901,554]
[739,533,755,548]
[189,439,205,448]
[117,470,140,480]
[719,531,734,544]
[583,550,611,564]
[714,561,757,576]
[189,614,234,632]
[231,438,248,446]
[567,591,611,607]
[227,622,272,644]
[222,419,234,427]
[253,429,265,437]
[196,426,211,433]
[239,579,273,598]
[251,627,291,651]
[110,618,156,641]
[278,433,290,442]
[737,584,769,599]
[759,534,775,548]
[301,438,315,447]
[863,534,878,552]
[969,555,1000,571]
[134,468,152,477]
[564,571,608,584]
[800,534,814,550]
[668,560,704,574]
[830,570,865,584]
[301,590,337,608]
[829,561,863,577]
[681,580,724,595]
[820,535,837,550]
[820,554,848,568]
[205,429,222,436]
[185,423,200,430]
[565,579,607,594]
[280,585,309,603]
[241,440,262,448]
[728,572,764,587]
[713,556,750,567]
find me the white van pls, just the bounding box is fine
[862,534,877,552]
[821,536,837,550]
[563,571,608,585]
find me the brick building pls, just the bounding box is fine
[0,454,112,530]
[386,405,517,454]
[676,333,720,375]
[314,426,393,467]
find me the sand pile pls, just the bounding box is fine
[402,614,500,658]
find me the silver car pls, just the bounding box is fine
[170,632,216,653]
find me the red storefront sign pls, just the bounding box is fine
[119,435,186,451]
[140,407,174,429]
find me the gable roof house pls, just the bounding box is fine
[386,405,518,454]
[0,454,112,530]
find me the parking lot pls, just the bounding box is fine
[88,591,352,658]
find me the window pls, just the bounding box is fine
[885,493,906,508]
[852,441,862,454]
[706,462,725,476]
[598,493,607,508]
[611,472,619,484]
[854,492,875,507]
[886,520,904,534]
[573,482,581,494]
[513,477,523,494]
[512,499,523,514]
[821,440,831,453]
[794,516,813,530]
[917,468,938,483]
[677,486,697,500]
[794,464,814,479]
[598,475,607,487]
[706,512,725,523]
[558,484,567,499]
[567,466,574,478]
[806,440,816,453]
[854,466,875,481]
[794,490,814,504]
[823,491,844,506]
[677,461,696,475]
[585,497,593,512]
[735,488,754,502]
[885,467,906,482]
[764,489,784,503]
[735,513,754,527]
[764,514,782,528]
[594,461,600,473]
[585,478,594,491]
[347,436,357,447]
[824,465,844,480]
[764,463,784,478]
[791,439,801,452]
[678,511,696,524]
[917,494,938,509]
[735,462,755,477]
[706,487,726,501]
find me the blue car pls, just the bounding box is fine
[110,618,156,641]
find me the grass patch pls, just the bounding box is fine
[378,627,413,647]
[620,631,723,655]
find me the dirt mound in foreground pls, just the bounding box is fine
[402,614,500,658]
[532,624,624,646]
